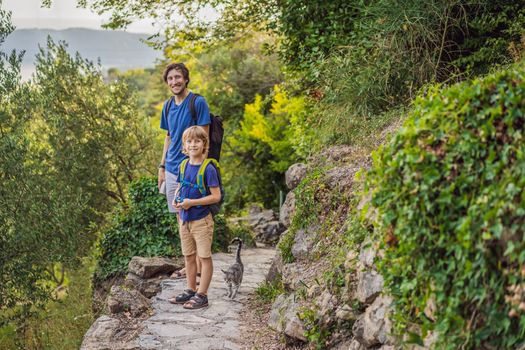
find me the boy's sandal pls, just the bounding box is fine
[183,293,209,310]
[168,289,196,304]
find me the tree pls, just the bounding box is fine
[0,32,158,327]
[0,5,51,326]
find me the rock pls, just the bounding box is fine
[355,270,384,304]
[318,291,337,316]
[331,339,365,350]
[80,316,140,350]
[424,296,437,322]
[424,331,438,348]
[307,284,322,298]
[314,145,369,166]
[268,293,307,342]
[352,295,393,347]
[280,191,296,227]
[284,302,307,342]
[348,339,367,350]
[282,263,305,291]
[325,165,360,192]
[344,250,359,270]
[335,304,359,322]
[248,208,276,226]
[266,249,284,283]
[127,256,179,279]
[247,208,285,244]
[124,272,163,298]
[268,294,289,333]
[291,226,316,260]
[107,285,151,317]
[285,163,308,190]
[358,241,377,269]
[357,193,378,224]
[255,220,284,244]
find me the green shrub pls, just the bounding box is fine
[211,214,233,253]
[95,177,179,280]
[255,277,284,304]
[367,63,525,348]
[228,222,256,248]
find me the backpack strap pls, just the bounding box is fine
[179,159,190,187]
[189,93,200,125]
[196,159,220,196]
[163,96,174,131]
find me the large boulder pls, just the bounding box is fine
[80,316,141,350]
[285,163,308,190]
[266,248,284,283]
[355,270,384,304]
[352,295,393,347]
[291,226,316,260]
[127,256,179,279]
[282,263,306,291]
[247,208,285,244]
[279,191,296,227]
[268,293,307,342]
[325,165,361,192]
[124,272,164,298]
[107,285,151,317]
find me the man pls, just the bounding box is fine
[158,62,211,279]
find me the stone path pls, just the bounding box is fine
[137,247,275,350]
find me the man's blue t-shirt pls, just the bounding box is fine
[160,92,211,175]
[177,162,219,223]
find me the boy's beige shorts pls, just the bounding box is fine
[178,213,214,258]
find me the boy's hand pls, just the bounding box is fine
[180,198,193,210]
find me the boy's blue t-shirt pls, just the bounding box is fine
[177,162,219,222]
[160,92,211,175]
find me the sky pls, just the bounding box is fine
[2,0,156,33]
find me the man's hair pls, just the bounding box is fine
[163,62,190,87]
[182,126,209,156]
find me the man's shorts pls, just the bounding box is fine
[165,170,179,213]
[178,213,214,258]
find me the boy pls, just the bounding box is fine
[168,126,221,309]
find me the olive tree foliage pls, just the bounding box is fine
[0,4,52,325]
[0,18,157,325]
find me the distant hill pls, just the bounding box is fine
[3,28,163,79]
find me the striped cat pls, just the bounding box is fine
[222,237,244,299]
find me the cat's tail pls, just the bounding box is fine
[231,237,243,263]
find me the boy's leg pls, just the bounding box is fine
[183,214,214,309]
[193,214,214,296]
[198,257,213,295]
[185,253,198,291]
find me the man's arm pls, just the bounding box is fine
[158,134,170,189]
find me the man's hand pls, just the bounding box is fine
[158,168,165,190]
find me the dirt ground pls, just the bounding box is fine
[238,295,312,350]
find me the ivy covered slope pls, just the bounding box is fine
[368,63,525,348]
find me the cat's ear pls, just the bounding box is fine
[221,269,228,274]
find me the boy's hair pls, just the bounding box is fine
[182,126,209,156]
[163,62,190,87]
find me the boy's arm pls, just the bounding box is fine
[179,187,220,209]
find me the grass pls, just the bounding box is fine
[0,258,95,350]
